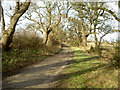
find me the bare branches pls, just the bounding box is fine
[18,1,30,14]
[16,2,20,11]
[25,16,40,25]
[26,1,63,33]
[90,7,120,22]
[51,3,63,28]
[75,2,120,22]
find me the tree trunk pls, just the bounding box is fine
[0,1,2,21]
[81,24,87,46]
[83,36,87,46]
[43,31,49,45]
[2,15,20,50]
[78,34,82,44]
[1,2,30,51]
[46,33,53,47]
[2,32,14,50]
[43,30,52,47]
[94,33,98,47]
[93,26,98,47]
[98,37,102,48]
[1,5,5,31]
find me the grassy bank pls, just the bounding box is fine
[2,45,61,78]
[2,31,61,78]
[58,47,118,88]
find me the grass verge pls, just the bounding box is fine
[2,45,61,78]
[58,47,118,88]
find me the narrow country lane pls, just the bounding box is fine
[3,46,74,89]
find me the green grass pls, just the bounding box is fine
[58,47,118,88]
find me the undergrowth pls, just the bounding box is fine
[2,31,61,78]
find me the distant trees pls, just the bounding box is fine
[66,17,83,46]
[1,0,30,50]
[64,2,114,48]
[62,1,119,47]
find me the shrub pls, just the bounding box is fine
[90,46,94,52]
[89,46,101,56]
[52,39,60,46]
[11,31,44,50]
[111,53,120,68]
[2,30,61,76]
[110,46,120,68]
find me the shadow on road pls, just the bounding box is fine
[3,63,108,89]
[3,46,107,89]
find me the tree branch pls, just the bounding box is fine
[18,1,30,15]
[1,4,5,31]
[90,7,120,22]
[112,29,120,32]
[25,16,40,25]
[77,3,120,22]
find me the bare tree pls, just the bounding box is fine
[1,0,30,50]
[25,1,63,46]
[72,2,113,47]
[76,2,120,22]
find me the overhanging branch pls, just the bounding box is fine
[89,7,120,22]
[74,3,120,22]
